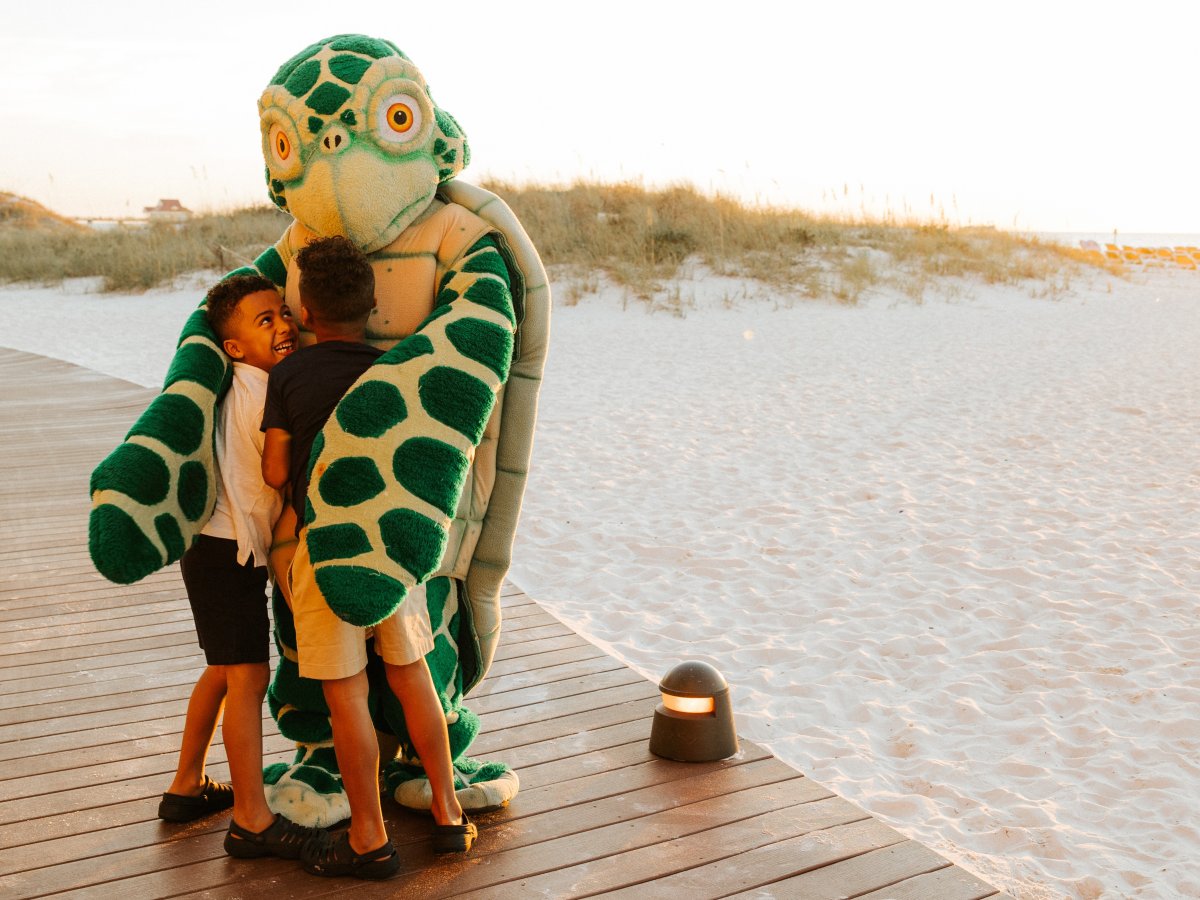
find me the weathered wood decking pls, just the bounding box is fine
[0,347,1005,899]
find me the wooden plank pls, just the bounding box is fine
[480,643,608,682]
[855,864,1001,900]
[0,623,515,712]
[492,610,561,632]
[0,681,204,729]
[449,796,870,899]
[476,681,659,735]
[496,603,546,622]
[0,633,201,674]
[0,653,203,698]
[468,653,626,700]
[0,601,190,636]
[484,717,653,777]
[597,817,909,899]
[494,622,573,645]
[490,632,594,662]
[1,572,182,605]
[0,666,201,715]
[471,697,656,757]
[0,579,189,616]
[0,641,204,683]
[4,758,792,897]
[468,667,648,717]
[51,764,812,900]
[724,841,949,899]
[0,729,294,794]
[0,744,276,827]
[2,616,197,655]
[0,718,740,877]
[0,709,197,764]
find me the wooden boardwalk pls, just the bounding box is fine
[0,347,1005,899]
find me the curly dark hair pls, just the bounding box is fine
[205,274,280,340]
[296,236,375,325]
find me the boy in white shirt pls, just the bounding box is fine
[157,274,320,861]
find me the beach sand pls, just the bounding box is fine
[2,267,1196,899]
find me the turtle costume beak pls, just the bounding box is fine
[280,145,441,252]
[259,35,470,253]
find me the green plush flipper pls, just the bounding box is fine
[304,236,514,627]
[89,308,232,582]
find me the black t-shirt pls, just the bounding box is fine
[261,340,384,524]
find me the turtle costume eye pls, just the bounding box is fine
[262,110,304,182]
[385,101,416,135]
[369,84,430,149]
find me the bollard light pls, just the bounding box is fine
[648,660,738,762]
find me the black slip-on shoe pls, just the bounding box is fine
[157,775,234,823]
[224,813,325,860]
[431,812,477,854]
[302,830,400,879]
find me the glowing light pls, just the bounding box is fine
[662,693,714,715]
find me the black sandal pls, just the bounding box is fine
[157,775,234,822]
[302,830,400,879]
[432,813,477,854]
[224,814,324,860]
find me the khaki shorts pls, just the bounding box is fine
[290,529,435,681]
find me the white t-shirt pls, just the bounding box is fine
[202,362,282,568]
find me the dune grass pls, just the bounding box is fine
[0,182,1109,302]
[481,180,1111,306]
[0,206,289,292]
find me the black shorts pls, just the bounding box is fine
[179,535,270,665]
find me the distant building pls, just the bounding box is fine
[143,198,192,224]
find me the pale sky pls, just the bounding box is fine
[6,0,1199,232]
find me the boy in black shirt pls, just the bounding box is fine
[261,236,472,880]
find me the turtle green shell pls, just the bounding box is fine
[438,180,551,692]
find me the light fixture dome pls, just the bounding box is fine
[649,660,739,762]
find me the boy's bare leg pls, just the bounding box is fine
[167,666,227,795]
[322,669,390,854]
[223,662,276,832]
[385,659,465,826]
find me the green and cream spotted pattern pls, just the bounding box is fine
[89,34,549,825]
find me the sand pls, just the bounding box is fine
[2,267,1197,899]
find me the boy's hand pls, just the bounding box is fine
[269,503,299,611]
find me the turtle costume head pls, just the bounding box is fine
[259,34,469,251]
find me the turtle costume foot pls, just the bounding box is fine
[385,756,520,814]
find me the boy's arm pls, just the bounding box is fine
[260,359,292,490]
[261,429,292,490]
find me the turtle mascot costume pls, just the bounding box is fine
[88,33,550,826]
